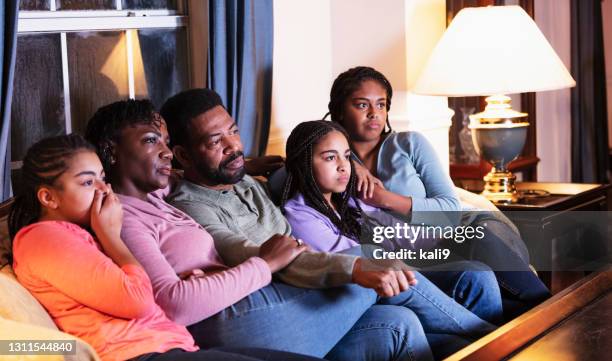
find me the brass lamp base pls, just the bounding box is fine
[481,168,519,204]
[469,94,529,205]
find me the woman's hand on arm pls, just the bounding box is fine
[354,162,384,198]
[120,210,275,324]
[361,186,413,214]
[90,185,141,268]
[259,234,308,273]
[178,268,206,280]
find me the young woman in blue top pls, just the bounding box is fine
[324,66,550,318]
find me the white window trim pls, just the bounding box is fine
[19,9,180,18]
[19,14,188,33]
[60,32,72,133]
[126,29,136,97]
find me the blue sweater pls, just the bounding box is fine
[364,131,460,212]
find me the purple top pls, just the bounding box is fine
[284,194,377,252]
[118,189,272,326]
[284,193,441,253]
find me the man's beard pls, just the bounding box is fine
[195,151,246,185]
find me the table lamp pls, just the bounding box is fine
[412,5,575,203]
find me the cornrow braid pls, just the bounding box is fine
[325,66,394,133]
[8,134,95,247]
[281,121,364,241]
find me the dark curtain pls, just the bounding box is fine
[0,1,18,200]
[207,0,273,157]
[570,0,609,183]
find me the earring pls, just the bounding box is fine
[110,156,116,165]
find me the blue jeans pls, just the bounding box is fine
[189,282,432,361]
[449,215,551,318]
[421,261,504,325]
[420,261,503,359]
[378,272,495,337]
[189,274,496,361]
[326,305,431,361]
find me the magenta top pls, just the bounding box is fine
[118,190,272,326]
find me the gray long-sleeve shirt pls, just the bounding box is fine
[166,175,358,288]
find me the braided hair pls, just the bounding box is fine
[281,121,364,241]
[85,99,161,175]
[324,66,394,134]
[8,134,96,242]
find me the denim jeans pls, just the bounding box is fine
[189,273,496,361]
[378,271,496,337]
[419,261,503,359]
[447,215,551,318]
[421,261,504,325]
[189,282,432,361]
[325,305,432,361]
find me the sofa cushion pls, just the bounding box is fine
[0,317,100,361]
[0,265,58,330]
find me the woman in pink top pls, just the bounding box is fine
[9,134,323,361]
[84,99,443,361]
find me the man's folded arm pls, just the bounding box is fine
[175,201,358,288]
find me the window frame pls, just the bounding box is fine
[12,0,207,171]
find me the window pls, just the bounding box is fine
[12,0,205,190]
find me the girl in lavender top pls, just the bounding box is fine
[280,120,504,358]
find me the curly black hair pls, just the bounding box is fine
[325,66,393,134]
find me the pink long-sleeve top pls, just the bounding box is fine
[12,221,197,361]
[117,190,272,326]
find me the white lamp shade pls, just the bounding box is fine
[412,5,576,96]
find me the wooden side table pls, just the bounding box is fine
[455,181,611,210]
[454,180,612,293]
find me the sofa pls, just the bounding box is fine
[0,185,525,361]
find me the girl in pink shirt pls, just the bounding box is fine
[10,134,322,361]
